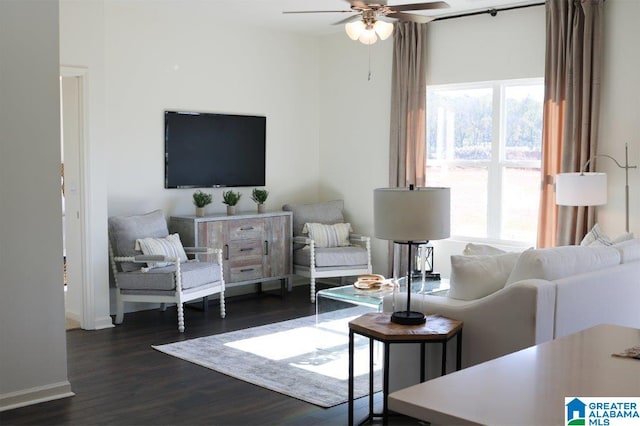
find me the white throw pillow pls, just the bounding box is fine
[505,245,621,285]
[463,243,506,256]
[303,222,352,248]
[613,238,640,264]
[448,252,521,301]
[135,233,188,268]
[580,223,611,246]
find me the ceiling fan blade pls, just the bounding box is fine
[283,10,353,14]
[346,0,371,9]
[332,14,362,25]
[389,1,449,12]
[391,11,436,23]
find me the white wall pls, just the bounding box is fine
[317,35,394,275]
[59,0,112,330]
[103,0,321,218]
[0,0,73,411]
[597,0,640,238]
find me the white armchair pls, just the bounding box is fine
[282,200,372,302]
[108,209,225,332]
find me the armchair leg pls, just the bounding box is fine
[310,277,316,303]
[177,303,185,333]
[219,292,226,318]
[160,303,167,312]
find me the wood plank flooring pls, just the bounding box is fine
[1,284,422,426]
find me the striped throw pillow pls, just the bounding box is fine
[135,233,188,268]
[303,223,352,248]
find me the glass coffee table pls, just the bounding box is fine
[316,277,449,323]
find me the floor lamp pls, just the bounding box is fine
[374,185,450,325]
[556,143,637,232]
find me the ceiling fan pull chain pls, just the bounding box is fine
[368,43,372,81]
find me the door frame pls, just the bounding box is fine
[60,65,93,329]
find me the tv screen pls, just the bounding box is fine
[164,110,266,188]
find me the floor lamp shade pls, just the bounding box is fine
[374,187,450,325]
[556,173,607,206]
[374,187,451,242]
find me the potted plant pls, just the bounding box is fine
[222,190,241,215]
[251,188,269,214]
[193,190,212,217]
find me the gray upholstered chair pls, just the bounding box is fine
[282,200,372,302]
[108,209,225,332]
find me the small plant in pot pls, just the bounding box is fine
[193,190,212,217]
[222,190,241,215]
[251,188,269,214]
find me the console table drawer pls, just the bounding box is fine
[226,239,264,260]
[229,265,263,282]
[228,219,264,240]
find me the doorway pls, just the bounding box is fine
[60,68,88,329]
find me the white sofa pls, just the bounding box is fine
[382,242,640,391]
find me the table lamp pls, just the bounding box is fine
[374,185,450,325]
[556,143,637,232]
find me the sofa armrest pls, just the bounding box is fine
[383,279,555,390]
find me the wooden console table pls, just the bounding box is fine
[169,212,292,293]
[388,324,640,425]
[348,312,463,425]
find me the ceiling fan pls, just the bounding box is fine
[283,1,450,44]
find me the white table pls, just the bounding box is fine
[388,324,640,425]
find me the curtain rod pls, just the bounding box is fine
[433,2,545,21]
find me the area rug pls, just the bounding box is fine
[152,307,382,407]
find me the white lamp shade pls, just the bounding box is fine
[374,20,394,40]
[345,21,365,40]
[556,172,607,206]
[358,28,378,45]
[374,187,451,242]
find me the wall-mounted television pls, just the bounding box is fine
[164,110,266,188]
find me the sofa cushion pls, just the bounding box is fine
[108,209,169,272]
[293,246,368,268]
[282,200,344,236]
[463,243,506,256]
[303,222,352,248]
[116,261,222,291]
[505,245,621,286]
[449,252,521,300]
[580,223,634,247]
[136,233,188,268]
[613,238,640,264]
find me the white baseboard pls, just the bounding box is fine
[0,381,74,412]
[93,316,114,330]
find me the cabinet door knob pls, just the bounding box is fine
[240,268,255,273]
[264,240,269,255]
[240,226,255,231]
[224,244,229,260]
[240,247,254,252]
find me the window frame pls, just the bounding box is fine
[425,78,544,244]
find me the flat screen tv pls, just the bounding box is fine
[164,110,266,188]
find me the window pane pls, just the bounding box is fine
[427,165,488,238]
[504,85,544,161]
[501,167,540,242]
[427,88,493,161]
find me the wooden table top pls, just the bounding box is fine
[349,312,463,342]
[388,324,640,425]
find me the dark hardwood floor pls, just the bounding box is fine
[1,284,422,426]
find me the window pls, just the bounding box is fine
[425,79,544,243]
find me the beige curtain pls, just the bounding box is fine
[389,21,428,189]
[537,0,603,247]
[388,22,428,275]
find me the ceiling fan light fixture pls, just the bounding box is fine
[358,28,378,45]
[345,20,365,40]
[374,20,394,40]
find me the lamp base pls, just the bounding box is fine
[390,310,426,325]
